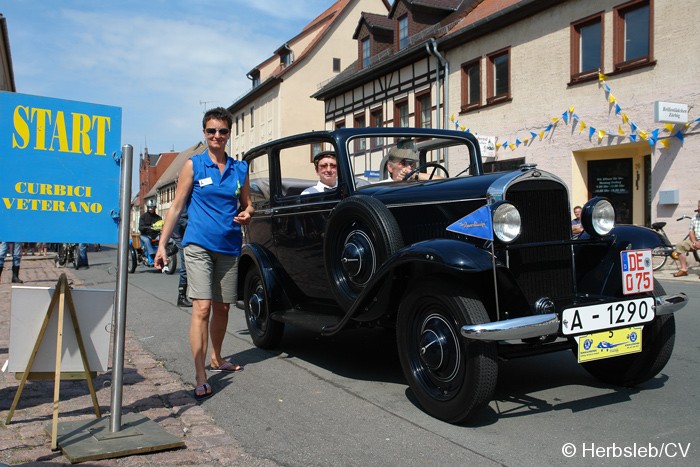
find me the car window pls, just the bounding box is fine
[347,134,475,187]
[278,142,335,197]
[247,153,270,205]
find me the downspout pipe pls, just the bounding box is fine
[425,41,440,129]
[428,38,449,130]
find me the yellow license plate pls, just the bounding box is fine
[576,327,643,363]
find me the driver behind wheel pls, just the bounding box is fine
[386,147,441,181]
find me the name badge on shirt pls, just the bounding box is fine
[198,177,213,187]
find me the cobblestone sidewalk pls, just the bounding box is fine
[0,257,269,466]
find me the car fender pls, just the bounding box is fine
[239,243,294,312]
[577,225,667,296]
[322,238,496,335]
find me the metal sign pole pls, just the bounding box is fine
[110,144,133,432]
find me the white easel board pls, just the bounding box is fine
[8,286,114,373]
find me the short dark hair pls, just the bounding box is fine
[203,107,233,129]
[313,150,336,168]
[574,205,582,211]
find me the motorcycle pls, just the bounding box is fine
[128,233,177,274]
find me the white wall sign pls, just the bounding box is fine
[478,135,496,159]
[654,101,688,124]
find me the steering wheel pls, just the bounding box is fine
[402,162,449,181]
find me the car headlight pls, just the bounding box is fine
[582,197,615,237]
[492,201,521,243]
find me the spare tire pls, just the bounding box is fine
[324,195,403,311]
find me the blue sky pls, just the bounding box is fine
[2,0,335,156]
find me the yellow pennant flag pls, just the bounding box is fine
[638,130,648,140]
[660,139,670,148]
[509,144,516,151]
[622,114,629,124]
[551,117,559,123]
[664,123,675,132]
[609,94,616,104]
[523,138,530,144]
[598,72,608,81]
[539,131,545,140]
[496,143,501,149]
[579,121,587,133]
[617,125,626,136]
[598,130,606,141]
[569,106,575,114]
[450,114,455,122]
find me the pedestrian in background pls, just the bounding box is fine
[154,107,254,401]
[171,209,192,307]
[0,242,23,283]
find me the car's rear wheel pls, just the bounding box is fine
[579,280,676,386]
[243,267,284,349]
[396,281,497,423]
[324,196,403,311]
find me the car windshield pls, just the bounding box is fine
[346,134,476,187]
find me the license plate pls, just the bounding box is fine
[561,297,654,335]
[621,249,653,295]
[575,327,643,363]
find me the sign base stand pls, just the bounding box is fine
[51,412,185,463]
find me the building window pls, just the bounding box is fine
[311,143,323,162]
[362,38,371,69]
[251,72,260,87]
[333,58,341,72]
[250,106,255,128]
[487,48,510,104]
[394,100,409,128]
[415,91,431,128]
[571,13,603,82]
[460,58,481,111]
[614,0,653,71]
[370,108,383,148]
[235,116,239,136]
[281,52,291,67]
[241,113,245,132]
[354,113,366,152]
[335,119,345,130]
[398,15,409,50]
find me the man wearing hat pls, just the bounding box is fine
[302,150,338,194]
[385,146,444,181]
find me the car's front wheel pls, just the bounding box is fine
[579,280,676,386]
[396,281,497,423]
[243,267,284,349]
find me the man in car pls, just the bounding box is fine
[385,147,442,181]
[302,151,338,194]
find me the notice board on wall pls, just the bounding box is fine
[8,286,114,373]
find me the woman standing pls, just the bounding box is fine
[154,107,253,401]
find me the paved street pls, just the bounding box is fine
[2,247,699,466]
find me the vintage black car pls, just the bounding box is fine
[238,127,688,423]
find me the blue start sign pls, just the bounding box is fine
[0,92,122,243]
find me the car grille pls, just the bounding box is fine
[505,179,573,304]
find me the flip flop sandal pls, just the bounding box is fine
[210,361,244,373]
[194,383,213,401]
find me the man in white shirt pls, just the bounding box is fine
[302,151,338,194]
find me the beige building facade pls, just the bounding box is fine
[316,0,699,242]
[228,0,390,161]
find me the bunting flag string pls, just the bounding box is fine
[450,71,699,155]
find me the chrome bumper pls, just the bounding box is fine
[461,292,688,341]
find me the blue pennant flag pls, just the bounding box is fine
[615,104,621,115]
[562,111,569,124]
[630,134,638,142]
[530,131,537,139]
[446,205,493,240]
[631,122,638,132]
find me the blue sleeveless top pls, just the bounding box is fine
[183,151,249,255]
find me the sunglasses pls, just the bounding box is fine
[205,128,230,135]
[318,163,337,169]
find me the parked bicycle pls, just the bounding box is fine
[54,243,79,269]
[650,214,700,271]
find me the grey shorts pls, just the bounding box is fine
[184,244,239,303]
